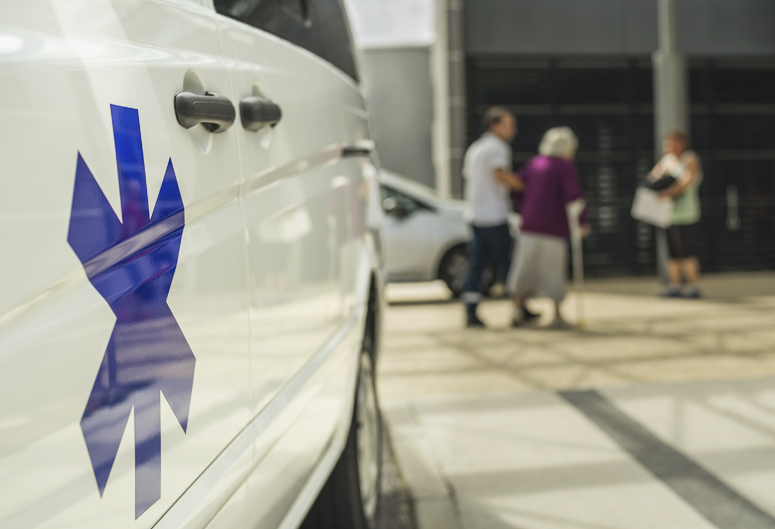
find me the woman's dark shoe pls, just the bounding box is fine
[512,306,540,328]
[524,306,541,322]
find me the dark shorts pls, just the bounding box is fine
[666,224,696,260]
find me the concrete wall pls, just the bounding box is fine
[357,0,775,192]
[466,0,775,56]
[361,47,436,188]
[680,0,775,55]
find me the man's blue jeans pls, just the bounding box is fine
[462,223,511,317]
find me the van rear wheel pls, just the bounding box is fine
[301,351,382,529]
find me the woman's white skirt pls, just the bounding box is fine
[507,232,567,303]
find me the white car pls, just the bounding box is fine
[380,170,504,297]
[0,2,385,529]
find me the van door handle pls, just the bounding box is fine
[342,140,375,158]
[174,91,236,133]
[240,96,282,131]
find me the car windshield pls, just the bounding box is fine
[380,171,439,204]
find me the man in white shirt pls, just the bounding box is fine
[462,107,524,327]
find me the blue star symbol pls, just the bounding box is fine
[68,105,196,518]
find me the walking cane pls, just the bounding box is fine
[566,199,586,330]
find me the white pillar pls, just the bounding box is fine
[652,0,688,282]
[430,0,466,199]
[431,0,451,198]
[653,0,688,153]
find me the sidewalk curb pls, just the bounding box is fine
[382,403,463,529]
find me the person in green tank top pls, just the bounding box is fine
[648,130,703,298]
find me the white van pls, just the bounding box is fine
[0,1,385,528]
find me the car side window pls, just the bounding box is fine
[214,0,359,81]
[381,186,430,217]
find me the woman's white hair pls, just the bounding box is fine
[539,127,578,158]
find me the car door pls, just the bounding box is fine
[382,186,436,280]
[211,0,375,525]
[0,1,251,527]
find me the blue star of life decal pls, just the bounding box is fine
[68,105,196,518]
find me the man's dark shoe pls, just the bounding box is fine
[466,314,486,328]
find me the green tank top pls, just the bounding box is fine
[665,152,702,226]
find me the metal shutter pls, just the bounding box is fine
[466,56,775,276]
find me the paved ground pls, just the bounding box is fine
[377,272,775,529]
[375,426,416,529]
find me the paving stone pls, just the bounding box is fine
[378,274,775,529]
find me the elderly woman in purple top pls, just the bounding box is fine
[508,127,589,328]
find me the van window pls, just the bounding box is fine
[214,0,359,81]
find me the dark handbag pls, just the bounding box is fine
[647,174,677,191]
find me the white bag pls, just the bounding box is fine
[631,187,673,228]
